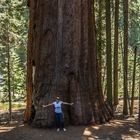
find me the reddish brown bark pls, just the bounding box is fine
[123,0,129,116]
[27,0,113,127]
[24,0,35,122]
[113,0,119,107]
[106,0,113,109]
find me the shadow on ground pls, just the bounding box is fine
[0,119,140,140]
[0,109,24,125]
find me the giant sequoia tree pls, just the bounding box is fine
[25,0,113,127]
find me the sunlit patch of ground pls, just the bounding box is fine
[82,118,140,140]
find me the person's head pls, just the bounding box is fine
[56,96,60,102]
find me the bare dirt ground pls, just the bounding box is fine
[0,100,140,140]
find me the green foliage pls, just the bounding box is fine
[0,0,28,101]
[0,102,25,109]
[95,0,140,97]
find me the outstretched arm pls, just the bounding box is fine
[42,103,53,108]
[62,102,73,106]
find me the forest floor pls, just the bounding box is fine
[0,100,140,140]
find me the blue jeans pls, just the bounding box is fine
[55,113,64,129]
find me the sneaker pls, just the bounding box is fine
[57,128,60,132]
[63,128,66,131]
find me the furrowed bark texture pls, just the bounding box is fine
[28,0,113,127]
[24,0,34,122]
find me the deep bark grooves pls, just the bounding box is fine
[24,0,35,122]
[62,0,76,124]
[87,0,98,123]
[33,0,59,127]
[79,0,91,124]
[30,0,113,127]
[88,0,113,123]
[56,0,63,84]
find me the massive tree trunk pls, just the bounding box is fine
[27,0,113,127]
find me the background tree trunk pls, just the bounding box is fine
[28,0,113,127]
[113,0,119,109]
[123,0,129,116]
[97,0,102,77]
[7,31,12,122]
[106,0,113,109]
[6,3,12,122]
[139,55,140,122]
[130,46,137,116]
[138,75,140,123]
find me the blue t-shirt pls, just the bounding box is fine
[53,101,63,113]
